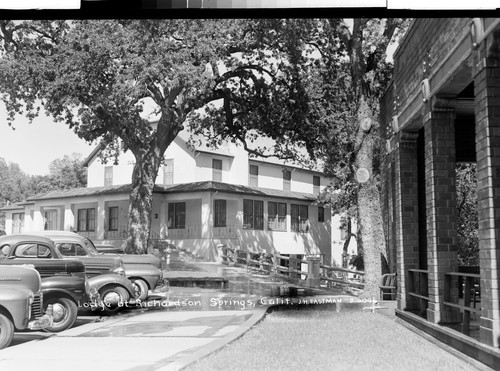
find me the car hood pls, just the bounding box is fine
[0,265,41,293]
[103,253,160,268]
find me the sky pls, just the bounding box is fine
[0,103,95,175]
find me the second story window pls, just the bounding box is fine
[283,169,291,191]
[163,159,174,185]
[313,175,321,195]
[249,164,259,187]
[104,166,113,187]
[212,159,223,182]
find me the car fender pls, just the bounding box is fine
[41,276,87,305]
[124,263,161,289]
[0,288,32,330]
[87,274,135,297]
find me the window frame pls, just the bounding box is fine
[104,165,113,187]
[212,158,223,182]
[283,169,291,191]
[77,208,96,232]
[243,199,264,230]
[108,206,119,231]
[249,164,259,187]
[268,201,287,231]
[168,202,186,229]
[291,204,309,232]
[214,199,227,227]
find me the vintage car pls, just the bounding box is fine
[38,231,166,301]
[0,265,53,349]
[0,235,133,328]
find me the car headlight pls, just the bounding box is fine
[113,266,126,276]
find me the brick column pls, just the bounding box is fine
[393,131,420,311]
[424,98,460,324]
[474,54,500,347]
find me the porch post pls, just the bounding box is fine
[424,97,460,324]
[393,130,420,311]
[63,202,74,231]
[474,47,500,347]
[96,197,105,240]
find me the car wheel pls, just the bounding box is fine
[131,279,149,301]
[44,297,78,333]
[0,313,14,350]
[100,286,129,314]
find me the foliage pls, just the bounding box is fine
[0,154,87,228]
[456,163,478,266]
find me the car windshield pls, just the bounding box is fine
[82,237,100,255]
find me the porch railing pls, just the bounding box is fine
[444,272,481,335]
[320,264,365,289]
[407,269,429,317]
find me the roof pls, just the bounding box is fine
[154,181,318,202]
[0,203,27,212]
[22,181,317,203]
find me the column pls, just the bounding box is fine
[64,202,74,231]
[393,130,420,311]
[424,97,460,324]
[474,51,500,347]
[96,197,105,240]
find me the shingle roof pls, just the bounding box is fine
[23,181,317,203]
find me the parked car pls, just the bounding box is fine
[0,265,53,349]
[38,231,166,301]
[0,234,100,330]
[29,231,140,306]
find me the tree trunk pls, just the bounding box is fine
[355,101,386,300]
[124,155,161,254]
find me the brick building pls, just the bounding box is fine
[381,18,500,367]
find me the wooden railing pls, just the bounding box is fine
[407,269,429,317]
[444,272,481,335]
[319,265,365,289]
[219,246,309,281]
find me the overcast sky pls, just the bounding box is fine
[0,103,95,176]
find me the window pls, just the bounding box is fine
[212,159,222,182]
[243,199,264,230]
[12,212,25,234]
[57,243,88,257]
[77,208,96,232]
[44,210,57,230]
[104,166,113,187]
[214,200,226,227]
[163,159,174,185]
[108,206,119,231]
[14,243,52,259]
[283,170,291,191]
[268,202,287,231]
[313,175,321,195]
[249,164,259,187]
[318,206,325,223]
[291,204,309,232]
[168,202,186,229]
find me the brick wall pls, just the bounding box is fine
[473,42,500,347]
[393,19,470,115]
